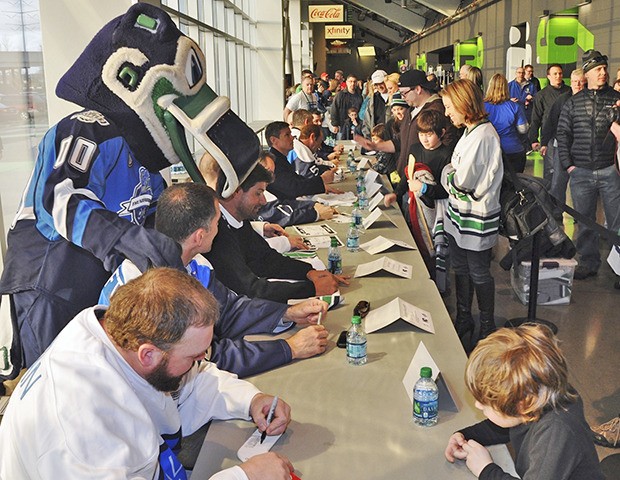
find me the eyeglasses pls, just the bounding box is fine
[354,300,370,318]
[399,87,412,96]
[582,55,608,71]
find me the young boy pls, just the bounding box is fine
[341,107,363,140]
[445,324,604,479]
[370,123,398,177]
[384,109,451,279]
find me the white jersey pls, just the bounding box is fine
[0,307,259,480]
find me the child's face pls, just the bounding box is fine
[348,111,358,121]
[418,130,442,150]
[475,401,524,428]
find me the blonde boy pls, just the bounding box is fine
[445,325,603,479]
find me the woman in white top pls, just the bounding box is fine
[440,79,504,351]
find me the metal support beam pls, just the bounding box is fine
[348,0,425,32]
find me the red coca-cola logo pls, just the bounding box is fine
[310,7,342,20]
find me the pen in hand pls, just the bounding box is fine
[260,396,279,444]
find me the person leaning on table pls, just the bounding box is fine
[0,268,295,480]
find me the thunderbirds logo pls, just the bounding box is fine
[117,166,153,225]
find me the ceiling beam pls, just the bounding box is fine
[400,0,459,17]
[347,15,403,44]
[347,0,426,32]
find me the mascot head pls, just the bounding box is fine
[56,3,258,198]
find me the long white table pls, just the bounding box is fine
[192,172,516,479]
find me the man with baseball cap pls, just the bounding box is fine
[362,69,390,136]
[556,49,620,284]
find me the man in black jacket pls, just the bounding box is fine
[556,50,620,281]
[529,64,570,182]
[202,158,349,302]
[330,74,363,139]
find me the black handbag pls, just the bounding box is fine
[499,163,548,241]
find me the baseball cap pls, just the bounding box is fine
[371,69,387,84]
[398,69,436,91]
[582,49,608,73]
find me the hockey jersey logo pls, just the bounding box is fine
[70,110,110,127]
[117,166,153,225]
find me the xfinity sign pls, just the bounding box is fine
[325,25,353,39]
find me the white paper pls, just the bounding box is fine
[365,180,382,199]
[360,235,416,255]
[357,157,370,169]
[368,192,384,211]
[364,297,434,334]
[402,341,441,405]
[354,256,412,279]
[364,169,380,185]
[302,235,343,249]
[294,224,337,237]
[237,428,283,462]
[311,191,357,207]
[361,208,383,230]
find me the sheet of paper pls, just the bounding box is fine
[365,180,382,199]
[354,256,412,279]
[302,235,343,249]
[362,208,383,229]
[293,224,337,237]
[402,341,441,405]
[237,428,283,462]
[364,169,380,185]
[364,297,434,334]
[311,191,357,207]
[368,192,384,211]
[364,297,402,333]
[360,235,416,255]
[357,157,370,169]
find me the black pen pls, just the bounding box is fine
[260,396,279,444]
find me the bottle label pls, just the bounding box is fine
[346,340,367,359]
[346,236,359,249]
[328,256,342,274]
[413,398,438,420]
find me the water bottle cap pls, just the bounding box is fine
[420,366,432,378]
[351,315,362,324]
[330,237,338,247]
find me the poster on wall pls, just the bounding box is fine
[325,24,353,39]
[309,5,344,23]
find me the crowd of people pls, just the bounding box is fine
[0,7,618,475]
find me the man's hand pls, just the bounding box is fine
[332,126,340,134]
[611,120,620,141]
[321,168,336,184]
[408,178,424,193]
[444,432,468,463]
[325,184,344,194]
[240,452,294,480]
[333,144,344,155]
[531,142,540,151]
[249,394,291,437]
[462,439,493,477]
[314,203,335,220]
[540,145,547,156]
[287,235,308,251]
[264,223,288,238]
[327,151,340,163]
[307,270,350,295]
[285,325,329,359]
[353,134,374,151]
[384,193,397,207]
[283,298,328,325]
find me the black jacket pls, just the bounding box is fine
[556,84,620,170]
[540,91,571,146]
[329,89,363,128]
[528,83,570,144]
[268,147,325,199]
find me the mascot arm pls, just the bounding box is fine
[81,208,184,272]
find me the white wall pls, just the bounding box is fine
[39,0,134,125]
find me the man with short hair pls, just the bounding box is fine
[509,66,537,122]
[524,64,541,92]
[203,160,349,302]
[529,64,570,182]
[0,267,295,479]
[540,69,586,210]
[556,50,620,282]
[265,121,340,199]
[362,69,390,137]
[294,123,331,179]
[330,74,362,138]
[100,182,329,377]
[283,76,319,122]
[334,69,345,90]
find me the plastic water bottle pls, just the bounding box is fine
[352,201,365,233]
[346,315,367,365]
[356,171,365,194]
[358,185,369,211]
[413,367,438,426]
[347,150,356,173]
[346,222,360,252]
[327,237,342,274]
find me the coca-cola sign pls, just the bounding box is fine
[309,5,344,23]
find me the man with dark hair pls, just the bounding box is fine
[294,123,332,179]
[556,49,620,282]
[528,64,570,182]
[0,267,296,479]
[203,159,349,302]
[265,121,340,199]
[100,183,329,378]
[524,64,541,92]
[330,74,363,139]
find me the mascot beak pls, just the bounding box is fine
[159,84,259,198]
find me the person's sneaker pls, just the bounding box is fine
[574,266,597,280]
[592,415,620,448]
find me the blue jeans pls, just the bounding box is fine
[548,140,570,211]
[569,165,620,272]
